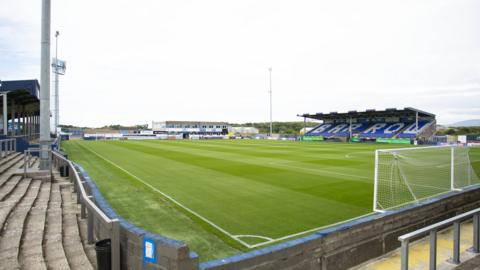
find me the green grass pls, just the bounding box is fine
[62,140,477,261]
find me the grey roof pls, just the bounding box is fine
[298,107,435,120]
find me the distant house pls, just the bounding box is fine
[151,121,229,135]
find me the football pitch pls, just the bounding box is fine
[63,140,412,261]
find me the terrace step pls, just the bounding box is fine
[0,179,40,270]
[19,180,51,270]
[0,154,25,182]
[77,213,97,268]
[0,153,21,169]
[44,182,71,270]
[0,176,22,201]
[0,155,98,270]
[61,183,95,270]
[0,178,32,236]
[0,153,24,172]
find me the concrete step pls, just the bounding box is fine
[60,184,95,270]
[77,213,97,269]
[0,179,41,270]
[0,178,32,236]
[20,156,39,169]
[0,153,21,168]
[454,253,480,270]
[19,181,51,270]
[0,153,24,174]
[0,156,26,190]
[44,182,70,270]
[0,175,22,201]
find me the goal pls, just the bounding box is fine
[373,145,480,212]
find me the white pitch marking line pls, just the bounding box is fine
[80,144,255,248]
[247,211,376,248]
[79,142,388,249]
[234,235,274,241]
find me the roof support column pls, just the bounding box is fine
[25,112,29,140]
[35,115,38,137]
[2,94,6,136]
[10,100,15,136]
[349,117,353,139]
[40,0,52,169]
[22,109,26,136]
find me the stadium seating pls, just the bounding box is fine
[360,122,407,138]
[397,121,430,138]
[307,123,369,136]
[307,121,433,139]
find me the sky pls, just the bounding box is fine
[1,0,479,127]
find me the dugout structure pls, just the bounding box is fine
[299,107,436,142]
[0,80,41,143]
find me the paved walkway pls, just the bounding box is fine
[352,220,480,270]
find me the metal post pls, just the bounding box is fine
[76,183,81,203]
[2,94,6,136]
[81,200,86,219]
[303,116,306,135]
[430,230,437,270]
[349,117,353,140]
[401,240,409,270]
[22,111,26,136]
[415,111,419,135]
[111,220,121,270]
[54,31,60,136]
[268,67,272,136]
[25,113,29,140]
[40,0,52,170]
[87,209,94,244]
[452,221,460,264]
[451,146,455,190]
[10,100,15,136]
[373,150,379,212]
[473,214,480,253]
[24,151,27,178]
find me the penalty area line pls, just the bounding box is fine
[79,144,256,248]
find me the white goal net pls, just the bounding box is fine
[374,145,480,212]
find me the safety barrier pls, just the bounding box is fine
[398,208,480,270]
[0,138,16,158]
[51,151,121,270]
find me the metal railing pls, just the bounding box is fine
[0,138,16,158]
[51,151,120,270]
[23,148,49,178]
[398,208,480,270]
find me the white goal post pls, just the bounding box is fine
[373,144,480,212]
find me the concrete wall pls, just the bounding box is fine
[75,162,480,270]
[201,186,480,270]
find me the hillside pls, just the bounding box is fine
[447,119,480,127]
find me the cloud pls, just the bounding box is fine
[2,0,480,127]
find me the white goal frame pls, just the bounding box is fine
[373,144,479,213]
